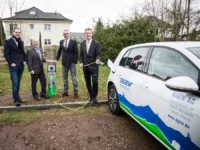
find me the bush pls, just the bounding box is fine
[93,18,156,63]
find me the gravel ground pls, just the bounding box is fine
[0,109,166,150]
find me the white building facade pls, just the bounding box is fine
[2,7,73,47]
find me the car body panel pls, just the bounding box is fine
[107,42,200,150]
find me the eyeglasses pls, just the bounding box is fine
[63,33,69,35]
[15,32,21,34]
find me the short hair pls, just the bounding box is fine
[13,27,20,33]
[85,28,93,33]
[63,30,69,33]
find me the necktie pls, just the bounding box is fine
[65,40,68,49]
[36,48,42,62]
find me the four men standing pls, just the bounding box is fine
[3,28,101,106]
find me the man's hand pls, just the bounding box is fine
[54,60,58,64]
[96,59,100,64]
[46,60,50,63]
[80,63,83,68]
[30,70,34,74]
[11,63,16,67]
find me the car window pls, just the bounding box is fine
[187,47,200,59]
[119,50,130,66]
[125,47,149,71]
[148,47,199,82]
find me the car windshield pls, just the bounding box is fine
[187,47,200,59]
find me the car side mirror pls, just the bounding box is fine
[165,76,199,92]
[107,59,115,73]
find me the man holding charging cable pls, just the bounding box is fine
[80,28,101,106]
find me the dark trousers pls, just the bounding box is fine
[31,69,47,96]
[83,67,99,100]
[9,66,24,103]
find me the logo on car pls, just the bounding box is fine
[120,78,133,87]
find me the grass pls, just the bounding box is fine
[0,105,109,125]
[0,61,110,106]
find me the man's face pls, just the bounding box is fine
[63,31,70,39]
[85,30,93,40]
[32,40,39,47]
[13,29,21,38]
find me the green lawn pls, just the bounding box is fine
[0,62,110,106]
[0,105,108,125]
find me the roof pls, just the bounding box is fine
[71,32,85,42]
[143,15,171,28]
[2,6,72,22]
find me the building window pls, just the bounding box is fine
[44,39,51,45]
[44,24,51,30]
[30,24,34,30]
[30,11,36,15]
[9,24,17,35]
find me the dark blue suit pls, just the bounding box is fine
[80,40,101,100]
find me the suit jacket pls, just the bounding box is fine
[4,38,26,66]
[27,47,46,74]
[56,39,78,67]
[80,40,101,72]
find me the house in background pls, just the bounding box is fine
[2,6,73,47]
[144,16,173,41]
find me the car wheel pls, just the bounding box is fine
[108,84,122,114]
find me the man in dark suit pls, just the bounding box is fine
[80,28,101,105]
[27,40,50,100]
[4,27,26,106]
[56,30,79,98]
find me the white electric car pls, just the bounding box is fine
[107,42,200,150]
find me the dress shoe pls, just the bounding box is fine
[40,95,50,99]
[74,93,79,98]
[62,92,69,97]
[18,100,27,103]
[93,98,98,104]
[33,95,41,101]
[90,100,95,106]
[15,102,21,107]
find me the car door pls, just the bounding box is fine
[115,46,152,114]
[138,46,200,150]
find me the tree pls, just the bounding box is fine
[190,29,197,40]
[93,18,155,62]
[0,20,5,46]
[39,31,42,48]
[144,0,172,41]
[8,0,16,27]
[0,0,6,46]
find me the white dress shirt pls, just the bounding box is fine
[86,40,92,53]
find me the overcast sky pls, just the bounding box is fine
[1,0,145,32]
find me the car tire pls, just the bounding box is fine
[108,84,122,115]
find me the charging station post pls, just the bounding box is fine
[47,61,57,97]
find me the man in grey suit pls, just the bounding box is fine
[55,30,79,98]
[27,40,50,100]
[80,28,101,105]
